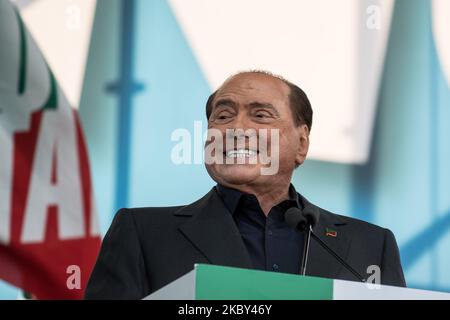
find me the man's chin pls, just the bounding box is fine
[214,164,263,185]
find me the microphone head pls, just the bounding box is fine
[302,205,320,228]
[284,207,308,232]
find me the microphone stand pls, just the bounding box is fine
[301,226,366,283]
[300,226,312,276]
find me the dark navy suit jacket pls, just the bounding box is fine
[85,187,406,299]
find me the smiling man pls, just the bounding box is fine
[85,71,406,299]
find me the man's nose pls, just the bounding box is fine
[225,115,258,141]
[230,113,252,131]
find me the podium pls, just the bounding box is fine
[145,264,450,300]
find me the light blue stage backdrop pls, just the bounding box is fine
[2,0,448,299]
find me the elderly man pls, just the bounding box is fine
[85,71,406,299]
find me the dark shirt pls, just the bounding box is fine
[216,184,304,275]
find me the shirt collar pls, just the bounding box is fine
[216,183,303,215]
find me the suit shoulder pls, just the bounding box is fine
[115,205,186,223]
[115,188,217,219]
[319,207,389,234]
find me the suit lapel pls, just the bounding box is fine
[306,212,351,279]
[176,188,253,269]
[298,195,351,280]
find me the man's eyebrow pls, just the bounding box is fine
[248,102,280,114]
[213,98,236,108]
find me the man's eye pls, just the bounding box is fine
[255,112,270,118]
[216,113,233,120]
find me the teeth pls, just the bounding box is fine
[226,149,257,158]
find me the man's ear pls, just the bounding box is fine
[295,124,310,167]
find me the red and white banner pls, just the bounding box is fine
[0,0,101,299]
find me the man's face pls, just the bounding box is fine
[205,73,309,189]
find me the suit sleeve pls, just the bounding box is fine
[380,228,407,287]
[84,209,149,299]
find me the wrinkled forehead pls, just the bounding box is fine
[215,73,291,104]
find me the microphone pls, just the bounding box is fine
[285,206,366,283]
[285,207,314,276]
[285,207,308,231]
[303,206,320,228]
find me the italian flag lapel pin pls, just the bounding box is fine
[325,228,338,238]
